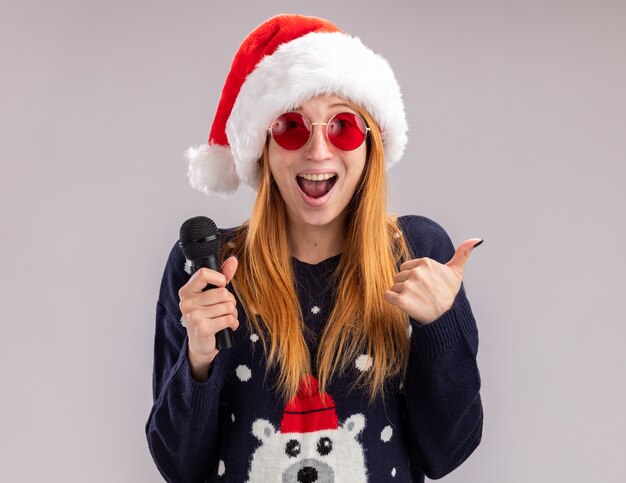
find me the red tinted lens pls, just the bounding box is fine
[327,112,368,150]
[271,112,311,150]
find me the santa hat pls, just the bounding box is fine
[280,375,338,433]
[187,14,408,197]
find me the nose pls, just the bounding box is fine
[303,123,333,161]
[297,466,318,482]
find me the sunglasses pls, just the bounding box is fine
[268,111,370,151]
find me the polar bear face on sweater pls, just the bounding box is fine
[246,414,367,483]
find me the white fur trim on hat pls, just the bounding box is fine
[226,31,408,190]
[186,144,240,197]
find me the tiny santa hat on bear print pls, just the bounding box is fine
[280,375,339,433]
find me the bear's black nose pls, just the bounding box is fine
[297,466,318,483]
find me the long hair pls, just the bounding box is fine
[221,103,414,403]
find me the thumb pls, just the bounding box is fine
[220,256,239,285]
[445,238,483,277]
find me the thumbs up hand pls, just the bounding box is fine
[384,238,483,325]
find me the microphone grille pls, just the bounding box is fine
[178,216,221,261]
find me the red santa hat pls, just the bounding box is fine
[280,375,338,433]
[187,14,408,197]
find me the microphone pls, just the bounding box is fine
[178,216,234,350]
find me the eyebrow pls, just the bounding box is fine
[294,102,353,111]
[329,102,351,109]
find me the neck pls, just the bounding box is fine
[287,215,347,264]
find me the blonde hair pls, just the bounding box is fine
[220,104,414,403]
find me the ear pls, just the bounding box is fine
[342,414,365,436]
[252,418,276,443]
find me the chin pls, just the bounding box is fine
[300,214,335,227]
[299,207,346,228]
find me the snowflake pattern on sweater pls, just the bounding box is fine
[146,215,483,482]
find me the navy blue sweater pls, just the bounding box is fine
[146,215,483,482]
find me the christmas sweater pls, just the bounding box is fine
[146,215,483,482]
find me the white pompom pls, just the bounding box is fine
[186,144,240,197]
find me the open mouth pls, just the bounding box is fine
[296,173,338,199]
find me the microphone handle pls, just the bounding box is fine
[194,256,234,350]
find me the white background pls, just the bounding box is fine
[1,1,625,481]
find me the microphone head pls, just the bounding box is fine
[178,216,221,261]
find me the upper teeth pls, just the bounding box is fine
[298,173,336,181]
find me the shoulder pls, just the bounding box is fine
[396,214,455,263]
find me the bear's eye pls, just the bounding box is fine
[317,437,332,456]
[285,439,301,458]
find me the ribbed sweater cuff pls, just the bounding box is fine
[411,288,477,360]
[167,336,222,412]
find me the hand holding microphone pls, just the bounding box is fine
[178,216,238,382]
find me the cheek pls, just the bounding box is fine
[267,140,278,160]
[267,148,286,181]
[347,153,367,186]
[267,156,295,197]
[267,144,278,173]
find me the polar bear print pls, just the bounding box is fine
[245,375,368,482]
[246,414,366,483]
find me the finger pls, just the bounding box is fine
[383,290,404,307]
[209,314,240,333]
[183,267,227,295]
[178,287,237,319]
[399,258,422,271]
[191,286,236,307]
[445,238,483,276]
[190,314,240,336]
[393,267,422,283]
[387,281,406,293]
[185,301,238,323]
[220,256,239,285]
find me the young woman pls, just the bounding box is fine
[146,14,484,483]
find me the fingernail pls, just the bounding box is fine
[473,239,484,248]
